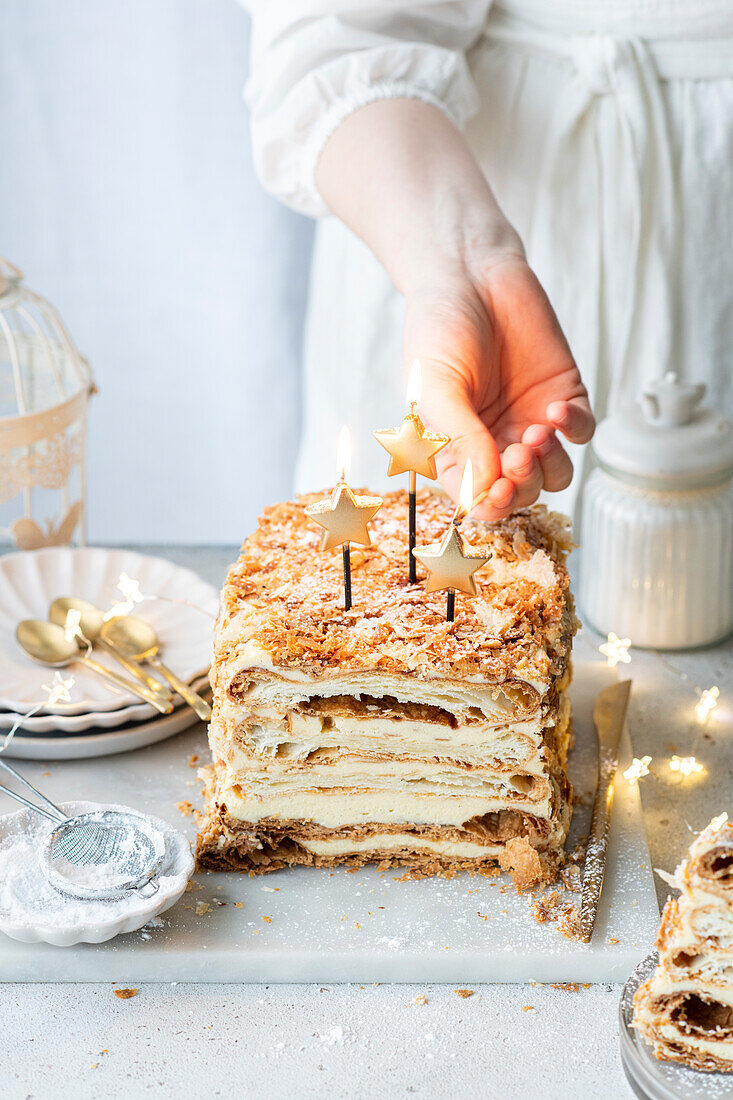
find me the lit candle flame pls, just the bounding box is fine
[457,460,473,520]
[337,425,352,484]
[406,359,421,409]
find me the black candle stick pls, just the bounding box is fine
[342,543,352,612]
[408,471,417,584]
[446,589,455,622]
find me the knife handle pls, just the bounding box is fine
[579,747,617,942]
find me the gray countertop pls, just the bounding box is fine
[3,544,732,1099]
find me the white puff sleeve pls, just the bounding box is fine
[239,1,492,216]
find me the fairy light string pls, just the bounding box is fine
[598,630,722,835]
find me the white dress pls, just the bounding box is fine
[241,0,733,515]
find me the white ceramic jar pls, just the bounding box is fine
[580,373,733,649]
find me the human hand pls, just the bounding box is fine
[404,251,594,520]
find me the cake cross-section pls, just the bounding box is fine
[196,490,577,887]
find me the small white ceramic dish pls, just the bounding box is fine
[0,546,217,714]
[0,674,210,734]
[0,691,209,759]
[0,801,194,946]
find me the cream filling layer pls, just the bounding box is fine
[214,712,551,772]
[299,834,500,859]
[635,1003,733,1062]
[648,972,733,1007]
[217,754,550,808]
[223,641,544,723]
[219,784,557,830]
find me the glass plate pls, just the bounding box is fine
[619,952,733,1099]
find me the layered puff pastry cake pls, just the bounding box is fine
[634,816,733,1072]
[196,490,577,887]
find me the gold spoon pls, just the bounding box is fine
[16,620,174,713]
[48,596,173,705]
[101,614,211,722]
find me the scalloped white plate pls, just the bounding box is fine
[0,547,217,714]
[0,693,209,758]
[0,674,210,733]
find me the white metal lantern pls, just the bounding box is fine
[0,258,95,549]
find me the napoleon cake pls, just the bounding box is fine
[196,489,577,887]
[633,815,733,1072]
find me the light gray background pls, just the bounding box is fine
[0,0,314,543]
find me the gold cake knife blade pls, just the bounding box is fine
[578,679,632,944]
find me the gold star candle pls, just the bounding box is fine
[413,461,490,622]
[305,427,383,611]
[373,360,450,583]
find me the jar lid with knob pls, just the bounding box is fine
[592,372,733,491]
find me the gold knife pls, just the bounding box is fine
[578,679,632,943]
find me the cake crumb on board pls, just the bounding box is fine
[113,988,138,1000]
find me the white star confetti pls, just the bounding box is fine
[623,756,652,784]
[104,572,146,620]
[669,755,704,778]
[63,608,83,643]
[695,686,719,722]
[599,632,631,668]
[42,672,75,706]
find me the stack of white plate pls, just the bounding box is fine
[0,547,218,760]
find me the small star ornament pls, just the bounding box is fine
[305,482,383,551]
[373,415,448,480]
[413,524,489,598]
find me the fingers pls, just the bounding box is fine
[420,363,503,501]
[500,443,543,508]
[547,397,595,445]
[521,424,574,492]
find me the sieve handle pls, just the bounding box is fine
[0,758,67,822]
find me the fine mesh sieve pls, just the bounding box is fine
[0,758,166,901]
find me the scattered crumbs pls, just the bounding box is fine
[521,1006,535,1012]
[262,915,272,924]
[454,989,474,998]
[608,937,620,945]
[195,901,212,916]
[581,984,592,989]
[319,988,329,993]
[413,994,427,1005]
[340,915,347,922]
[550,983,579,992]
[42,771,51,778]
[234,901,244,908]
[100,1050,108,1055]
[354,922,360,929]
[113,988,138,1000]
[532,888,582,940]
[261,886,276,893]
[176,801,193,817]
[90,1063,99,1070]
[188,754,199,767]
[185,881,194,892]
[477,912,488,921]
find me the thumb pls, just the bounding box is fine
[418,361,502,506]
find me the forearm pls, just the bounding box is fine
[315,98,523,296]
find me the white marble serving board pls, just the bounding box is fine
[0,636,660,983]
